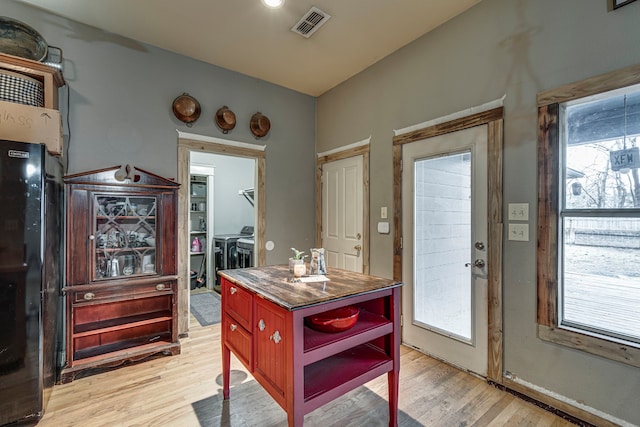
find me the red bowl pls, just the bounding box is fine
[307,306,359,333]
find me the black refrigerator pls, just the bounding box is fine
[0,140,63,425]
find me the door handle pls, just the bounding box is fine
[354,244,362,251]
[465,259,485,269]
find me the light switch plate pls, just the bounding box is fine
[381,206,388,219]
[508,223,529,241]
[508,203,529,221]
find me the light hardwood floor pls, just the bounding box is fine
[37,316,576,427]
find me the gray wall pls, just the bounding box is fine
[316,0,640,424]
[4,0,317,264]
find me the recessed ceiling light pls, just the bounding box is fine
[262,0,285,8]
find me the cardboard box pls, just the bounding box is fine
[0,99,63,156]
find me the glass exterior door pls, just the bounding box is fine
[402,125,488,376]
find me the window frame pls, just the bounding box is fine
[537,64,640,367]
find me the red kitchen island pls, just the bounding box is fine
[219,265,402,427]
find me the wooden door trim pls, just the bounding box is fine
[392,106,504,382]
[316,145,370,275]
[177,137,266,336]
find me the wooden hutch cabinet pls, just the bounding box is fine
[59,165,180,383]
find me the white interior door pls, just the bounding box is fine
[322,155,364,273]
[401,125,488,376]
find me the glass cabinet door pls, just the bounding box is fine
[94,194,157,281]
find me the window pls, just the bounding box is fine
[537,65,640,366]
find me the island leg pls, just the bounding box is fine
[287,410,304,427]
[388,287,401,427]
[388,370,399,427]
[222,343,231,400]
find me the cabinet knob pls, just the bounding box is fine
[258,319,265,331]
[88,235,95,240]
[230,324,237,332]
[83,292,95,301]
[229,287,237,295]
[269,330,281,344]
[156,284,166,291]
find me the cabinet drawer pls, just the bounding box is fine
[73,294,172,329]
[223,313,252,369]
[72,282,173,304]
[222,278,252,331]
[131,282,174,295]
[73,289,121,303]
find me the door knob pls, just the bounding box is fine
[354,244,362,251]
[465,259,485,269]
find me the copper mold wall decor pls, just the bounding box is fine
[215,105,236,134]
[172,93,201,127]
[250,112,271,139]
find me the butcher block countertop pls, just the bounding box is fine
[218,265,402,310]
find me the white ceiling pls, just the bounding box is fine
[17,0,481,96]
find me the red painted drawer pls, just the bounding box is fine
[222,278,252,331]
[223,313,252,369]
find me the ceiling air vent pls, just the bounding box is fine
[291,7,331,38]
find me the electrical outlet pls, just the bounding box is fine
[508,223,529,241]
[508,203,529,221]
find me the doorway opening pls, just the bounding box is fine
[177,133,266,336]
[188,153,256,294]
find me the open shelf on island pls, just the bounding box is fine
[304,343,392,403]
[303,309,392,365]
